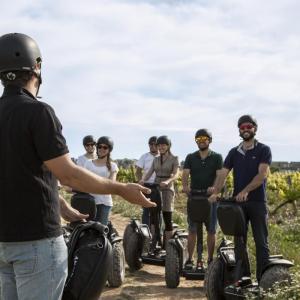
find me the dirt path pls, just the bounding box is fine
[101,214,207,300]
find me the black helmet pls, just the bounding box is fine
[97,136,114,151]
[148,136,157,144]
[238,115,257,128]
[83,135,95,146]
[0,33,42,79]
[156,135,171,146]
[195,128,212,142]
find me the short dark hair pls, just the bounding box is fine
[0,70,33,88]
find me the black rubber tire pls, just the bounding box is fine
[107,242,126,287]
[260,265,291,291]
[204,258,225,300]
[125,231,143,271]
[165,241,180,288]
[123,223,134,251]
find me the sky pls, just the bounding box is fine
[1,0,300,162]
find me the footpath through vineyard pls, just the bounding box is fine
[101,213,207,300]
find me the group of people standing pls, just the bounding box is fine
[0,31,272,300]
[134,114,272,283]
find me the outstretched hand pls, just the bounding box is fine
[119,183,156,208]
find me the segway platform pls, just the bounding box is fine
[182,268,205,280]
[141,250,166,266]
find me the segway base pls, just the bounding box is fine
[182,269,205,280]
[142,254,166,266]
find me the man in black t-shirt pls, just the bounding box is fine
[209,115,272,281]
[0,33,155,300]
[182,129,223,271]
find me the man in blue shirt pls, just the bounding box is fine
[209,115,272,281]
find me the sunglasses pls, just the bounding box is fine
[239,124,254,130]
[149,143,157,146]
[195,136,209,143]
[97,145,109,150]
[85,143,95,147]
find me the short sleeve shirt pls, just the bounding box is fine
[0,86,69,242]
[152,154,179,188]
[223,141,272,202]
[135,152,159,183]
[183,150,223,190]
[84,160,119,206]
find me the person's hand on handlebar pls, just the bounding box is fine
[207,186,215,195]
[208,193,219,203]
[160,181,169,188]
[236,190,249,202]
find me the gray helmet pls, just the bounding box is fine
[0,33,42,80]
[97,136,114,151]
[195,128,212,142]
[238,115,257,128]
[83,135,96,146]
[148,136,157,144]
[156,135,171,146]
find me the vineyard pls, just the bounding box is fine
[114,168,300,298]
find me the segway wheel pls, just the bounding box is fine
[125,231,143,271]
[165,241,180,288]
[260,265,291,291]
[107,241,126,287]
[204,258,225,300]
[123,223,134,251]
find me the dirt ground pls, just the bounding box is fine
[101,214,207,300]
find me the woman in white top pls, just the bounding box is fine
[84,136,119,225]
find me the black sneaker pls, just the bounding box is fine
[207,258,213,266]
[184,259,194,270]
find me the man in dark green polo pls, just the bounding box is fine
[182,129,223,270]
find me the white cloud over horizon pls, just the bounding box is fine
[1,0,300,162]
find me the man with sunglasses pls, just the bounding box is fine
[209,115,272,282]
[77,135,97,167]
[135,136,160,226]
[182,129,223,271]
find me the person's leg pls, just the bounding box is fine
[247,201,270,281]
[187,214,197,261]
[206,202,218,263]
[142,207,150,226]
[0,243,18,300]
[98,205,112,226]
[3,236,68,300]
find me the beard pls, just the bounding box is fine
[240,131,255,141]
[198,145,209,151]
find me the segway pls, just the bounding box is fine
[123,184,187,271]
[165,190,209,288]
[205,198,294,300]
[69,192,126,288]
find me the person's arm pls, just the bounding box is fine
[182,169,191,194]
[141,162,154,184]
[236,163,270,202]
[59,195,89,222]
[208,167,230,202]
[109,164,118,181]
[44,154,156,208]
[135,166,143,182]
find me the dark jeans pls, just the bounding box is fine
[235,201,270,281]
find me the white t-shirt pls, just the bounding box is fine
[135,152,159,183]
[77,154,96,167]
[84,160,119,206]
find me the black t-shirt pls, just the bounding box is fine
[183,150,223,189]
[0,85,69,242]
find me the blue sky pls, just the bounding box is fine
[1,0,300,162]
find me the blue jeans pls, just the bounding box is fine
[95,204,112,225]
[0,235,68,300]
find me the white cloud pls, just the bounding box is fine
[1,0,300,161]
